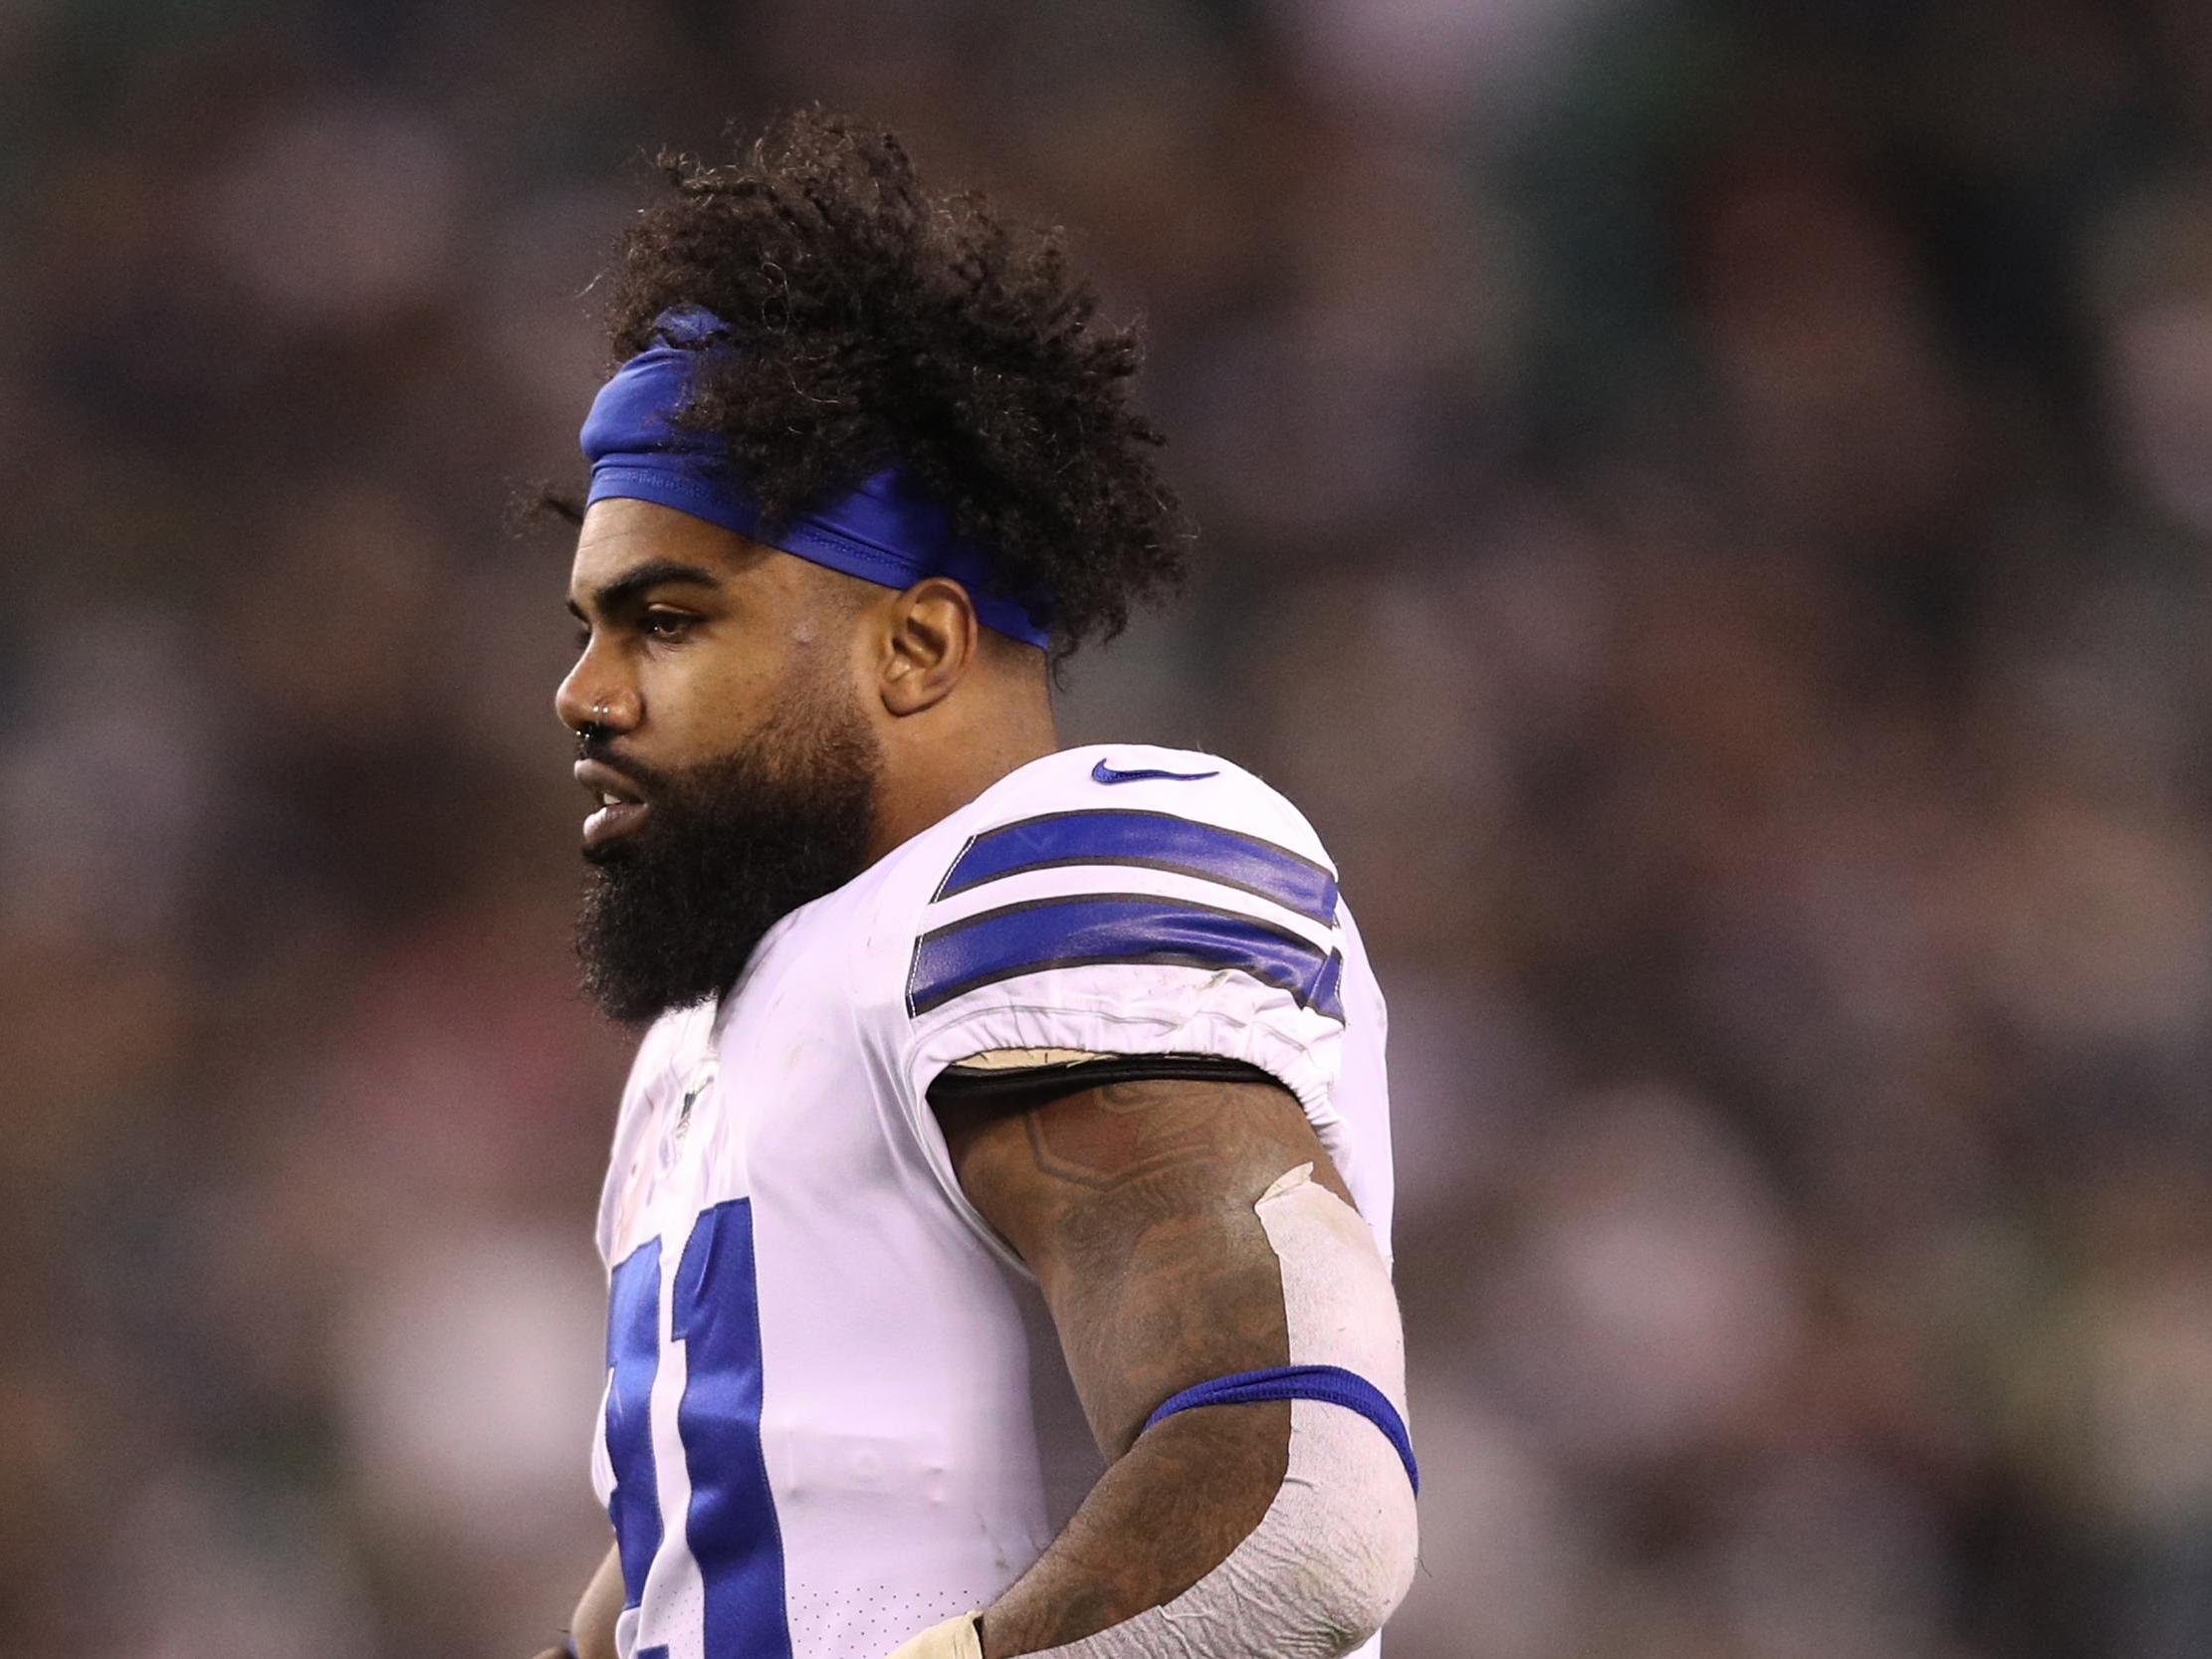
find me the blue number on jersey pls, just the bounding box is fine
[603,1238,666,1612]
[603,1199,791,1658]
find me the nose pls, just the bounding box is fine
[555,644,640,736]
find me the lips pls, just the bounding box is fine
[575,757,652,851]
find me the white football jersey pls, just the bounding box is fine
[588,743,1396,1659]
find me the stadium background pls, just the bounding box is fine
[8,1,2212,1654]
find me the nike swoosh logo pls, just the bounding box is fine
[1092,758,1221,785]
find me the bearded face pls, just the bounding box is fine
[574,674,882,1024]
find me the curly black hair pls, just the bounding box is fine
[602,109,1189,654]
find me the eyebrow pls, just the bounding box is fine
[568,558,723,619]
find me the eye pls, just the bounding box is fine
[642,608,695,642]
[571,623,592,651]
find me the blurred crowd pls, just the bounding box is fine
[7,0,2212,1654]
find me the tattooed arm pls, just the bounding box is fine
[931,1068,1367,1657]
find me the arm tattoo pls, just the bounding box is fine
[932,1072,1357,1655]
[1019,1079,1218,1191]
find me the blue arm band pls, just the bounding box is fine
[1142,1362,1419,1495]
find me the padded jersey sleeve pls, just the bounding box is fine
[895,765,1351,1122]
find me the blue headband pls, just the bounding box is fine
[579,307,1050,648]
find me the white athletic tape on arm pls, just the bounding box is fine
[884,1612,984,1659]
[883,1163,1418,1659]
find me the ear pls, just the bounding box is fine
[878,576,980,717]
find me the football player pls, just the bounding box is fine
[532,111,1417,1659]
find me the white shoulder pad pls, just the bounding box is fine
[899,747,1348,1113]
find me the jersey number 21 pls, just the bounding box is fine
[603,1199,790,1659]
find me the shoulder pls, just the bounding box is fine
[858,744,1338,926]
[926,743,1336,901]
[861,744,1350,1113]
[911,746,1340,1008]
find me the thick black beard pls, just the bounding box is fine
[574,693,881,1025]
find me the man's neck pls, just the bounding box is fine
[864,697,1059,864]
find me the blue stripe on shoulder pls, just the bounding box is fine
[908,894,1347,1021]
[934,810,1339,926]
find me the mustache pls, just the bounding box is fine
[577,736,671,799]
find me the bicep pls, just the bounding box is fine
[933,1070,1354,1458]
